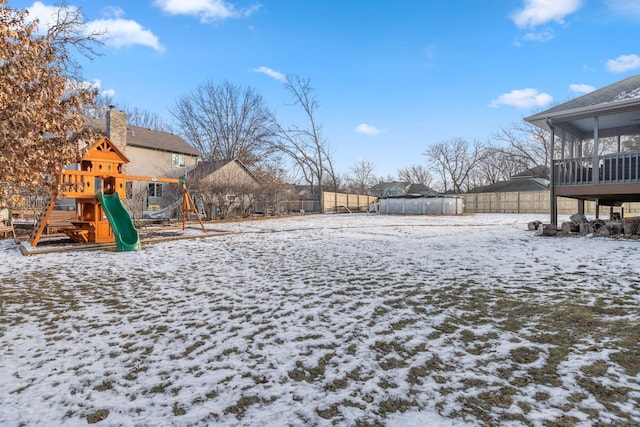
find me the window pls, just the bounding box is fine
[148,182,163,198]
[172,154,186,168]
[126,181,133,199]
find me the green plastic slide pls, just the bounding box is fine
[97,191,141,252]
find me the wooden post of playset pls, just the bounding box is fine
[180,179,206,232]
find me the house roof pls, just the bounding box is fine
[189,158,261,184]
[370,181,439,196]
[511,165,549,180]
[524,75,640,138]
[468,178,549,193]
[404,183,439,196]
[83,116,201,157]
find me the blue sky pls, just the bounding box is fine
[12,0,640,177]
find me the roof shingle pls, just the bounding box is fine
[83,116,200,157]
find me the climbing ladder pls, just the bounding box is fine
[29,192,58,247]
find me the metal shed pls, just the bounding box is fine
[377,195,464,215]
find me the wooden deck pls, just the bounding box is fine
[554,151,640,204]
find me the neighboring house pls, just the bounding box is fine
[525,74,640,224]
[83,107,201,213]
[369,182,439,198]
[468,168,550,193]
[189,158,262,218]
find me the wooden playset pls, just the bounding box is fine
[29,136,205,251]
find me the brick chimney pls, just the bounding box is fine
[106,106,127,152]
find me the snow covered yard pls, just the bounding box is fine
[1,213,639,426]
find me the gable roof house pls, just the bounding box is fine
[188,158,262,219]
[468,167,550,194]
[84,107,201,179]
[82,107,201,214]
[525,74,640,225]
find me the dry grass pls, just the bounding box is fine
[2,216,639,426]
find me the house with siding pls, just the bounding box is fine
[83,107,201,214]
[188,158,262,219]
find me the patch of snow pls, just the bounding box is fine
[614,87,640,101]
[1,214,639,426]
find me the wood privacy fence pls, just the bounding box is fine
[462,191,640,215]
[322,192,378,213]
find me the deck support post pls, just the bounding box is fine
[593,117,600,185]
[547,119,557,226]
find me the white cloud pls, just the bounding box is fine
[490,88,553,108]
[606,54,640,73]
[100,88,116,98]
[569,83,595,94]
[24,2,163,52]
[512,0,582,28]
[101,6,125,19]
[521,29,554,43]
[154,0,260,23]
[605,0,640,17]
[252,66,286,82]
[88,18,164,52]
[355,123,382,136]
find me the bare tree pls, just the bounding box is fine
[84,98,174,133]
[492,122,550,173]
[425,138,490,193]
[397,164,433,186]
[122,106,174,133]
[271,75,334,210]
[0,1,100,201]
[470,147,530,188]
[346,160,376,194]
[81,92,113,119]
[42,1,106,79]
[373,174,397,185]
[252,158,291,215]
[322,147,340,193]
[122,183,147,226]
[172,80,275,165]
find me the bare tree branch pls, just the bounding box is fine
[397,164,433,187]
[270,75,334,210]
[424,138,490,193]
